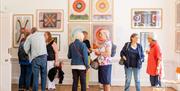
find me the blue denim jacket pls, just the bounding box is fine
[120,42,145,68]
[68,39,89,69]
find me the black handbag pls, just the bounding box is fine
[119,42,130,65]
[90,57,99,70]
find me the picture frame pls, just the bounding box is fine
[13,14,34,47]
[140,32,151,51]
[131,8,162,29]
[68,22,90,44]
[36,9,64,32]
[91,23,113,48]
[52,34,61,51]
[176,0,180,27]
[175,30,180,53]
[91,0,113,22]
[68,0,90,22]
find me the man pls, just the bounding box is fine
[146,33,162,87]
[24,27,48,91]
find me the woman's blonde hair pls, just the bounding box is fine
[101,29,110,40]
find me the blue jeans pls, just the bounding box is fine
[124,67,141,91]
[32,55,47,91]
[150,75,161,87]
[19,64,32,90]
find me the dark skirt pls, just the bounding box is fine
[98,65,112,84]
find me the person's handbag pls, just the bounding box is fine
[119,42,130,65]
[90,57,99,70]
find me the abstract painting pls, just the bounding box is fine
[131,8,162,29]
[37,9,64,31]
[175,30,180,52]
[13,14,33,47]
[92,23,113,48]
[52,34,61,51]
[176,0,180,27]
[92,0,113,21]
[140,32,151,51]
[68,23,90,44]
[68,0,90,21]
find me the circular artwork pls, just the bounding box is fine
[133,15,141,22]
[95,27,105,44]
[96,0,109,13]
[73,0,86,13]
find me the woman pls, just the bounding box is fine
[68,31,89,91]
[94,29,112,91]
[18,31,32,91]
[146,33,162,87]
[120,33,144,91]
[44,31,59,90]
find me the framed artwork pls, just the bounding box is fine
[91,23,113,48]
[91,0,113,22]
[52,34,61,51]
[175,30,180,52]
[13,14,33,47]
[37,9,64,31]
[176,0,180,27]
[68,0,90,21]
[68,23,90,44]
[140,32,151,51]
[131,8,162,29]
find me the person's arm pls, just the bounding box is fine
[82,44,90,69]
[155,45,162,68]
[120,43,128,60]
[23,36,31,54]
[52,42,59,66]
[67,44,72,59]
[139,44,145,62]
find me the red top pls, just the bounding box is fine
[146,42,162,76]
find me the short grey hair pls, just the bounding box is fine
[148,32,157,41]
[73,31,84,42]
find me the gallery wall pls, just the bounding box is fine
[1,0,180,87]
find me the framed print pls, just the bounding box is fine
[91,23,113,48]
[37,9,64,31]
[68,23,90,44]
[13,14,33,47]
[68,0,90,21]
[52,34,61,51]
[91,0,113,22]
[175,30,180,52]
[140,32,151,51]
[131,8,162,29]
[176,0,180,27]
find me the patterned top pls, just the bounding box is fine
[98,40,112,66]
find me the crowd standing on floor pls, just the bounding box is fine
[18,27,162,91]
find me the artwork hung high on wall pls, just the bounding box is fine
[37,9,64,31]
[68,0,90,21]
[131,8,162,29]
[52,34,61,51]
[175,30,180,52]
[140,32,151,51]
[176,0,180,27]
[92,23,113,48]
[68,23,90,44]
[91,0,113,22]
[13,14,33,47]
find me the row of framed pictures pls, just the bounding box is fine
[68,0,113,22]
[175,30,180,53]
[176,0,180,27]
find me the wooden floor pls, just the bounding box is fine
[12,84,176,91]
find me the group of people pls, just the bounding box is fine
[18,27,162,91]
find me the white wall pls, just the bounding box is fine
[1,0,179,88]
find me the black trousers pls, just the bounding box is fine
[150,75,161,87]
[72,69,86,91]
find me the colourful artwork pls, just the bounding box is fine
[140,32,151,51]
[37,9,64,31]
[92,0,113,21]
[69,0,90,21]
[176,0,180,27]
[131,8,162,29]
[52,34,61,51]
[92,23,113,48]
[13,14,33,47]
[176,30,180,52]
[68,23,90,44]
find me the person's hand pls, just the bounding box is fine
[156,66,161,75]
[123,56,127,60]
[54,61,59,67]
[146,50,149,54]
